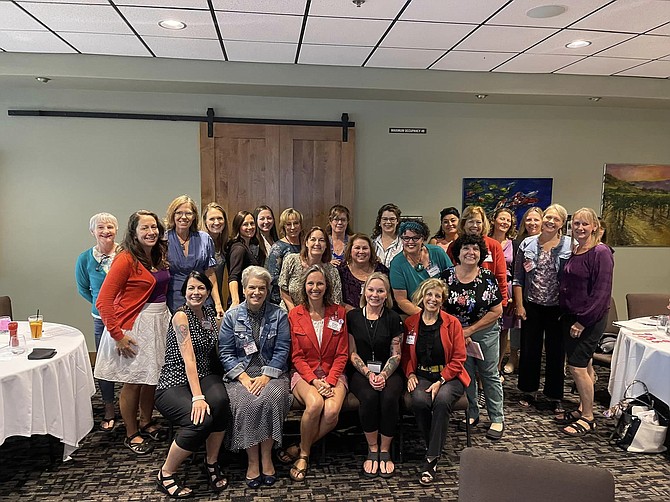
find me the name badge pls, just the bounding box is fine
[243,342,258,355]
[406,334,416,345]
[201,319,213,330]
[328,317,344,331]
[427,264,440,277]
[484,253,493,263]
[523,259,535,272]
[367,360,382,374]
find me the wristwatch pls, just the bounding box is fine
[439,376,446,385]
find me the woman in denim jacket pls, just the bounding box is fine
[219,266,291,488]
[512,204,572,414]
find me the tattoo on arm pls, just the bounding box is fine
[176,323,190,346]
[381,335,402,377]
[351,352,367,375]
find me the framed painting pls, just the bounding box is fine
[462,178,553,225]
[602,164,670,247]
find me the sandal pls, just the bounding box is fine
[100,416,117,433]
[361,447,379,478]
[378,451,395,479]
[562,417,596,437]
[552,400,565,416]
[419,457,438,486]
[124,431,154,455]
[555,409,582,425]
[202,460,228,493]
[290,454,309,482]
[140,419,168,442]
[276,443,300,464]
[156,469,193,499]
[519,393,536,408]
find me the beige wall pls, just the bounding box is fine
[1,86,669,348]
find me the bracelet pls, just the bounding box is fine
[365,370,372,378]
[191,395,205,403]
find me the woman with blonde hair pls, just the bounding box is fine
[166,195,223,317]
[558,208,613,437]
[513,204,571,413]
[202,202,229,307]
[266,208,303,305]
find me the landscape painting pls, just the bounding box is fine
[462,178,553,225]
[602,164,670,247]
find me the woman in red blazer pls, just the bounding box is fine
[284,264,349,482]
[402,278,469,486]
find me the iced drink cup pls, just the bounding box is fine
[29,315,43,339]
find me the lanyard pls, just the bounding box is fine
[363,307,383,361]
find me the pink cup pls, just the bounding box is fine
[0,316,11,333]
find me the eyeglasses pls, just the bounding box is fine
[401,236,421,243]
[381,217,397,223]
[331,217,347,223]
[175,211,194,218]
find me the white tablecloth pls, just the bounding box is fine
[608,326,670,407]
[0,322,95,458]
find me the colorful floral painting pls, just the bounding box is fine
[602,164,670,247]
[462,178,553,225]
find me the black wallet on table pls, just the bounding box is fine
[28,348,57,360]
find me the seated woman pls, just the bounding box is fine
[390,219,452,316]
[402,278,469,486]
[278,226,342,311]
[218,266,291,488]
[155,271,230,498]
[347,272,403,478]
[338,233,389,312]
[285,264,349,482]
[442,235,504,440]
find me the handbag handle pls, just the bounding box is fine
[621,380,668,423]
[623,380,651,401]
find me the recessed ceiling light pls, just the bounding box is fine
[526,5,567,19]
[566,39,592,49]
[158,19,186,30]
[476,94,488,100]
[589,97,602,102]
[35,77,51,83]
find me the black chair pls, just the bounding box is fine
[0,295,12,318]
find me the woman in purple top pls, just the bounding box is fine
[338,234,389,312]
[558,208,613,437]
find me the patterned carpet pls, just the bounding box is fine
[1,366,669,501]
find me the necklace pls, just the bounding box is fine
[177,233,190,251]
[405,247,427,272]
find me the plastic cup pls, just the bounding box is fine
[29,315,43,340]
[0,316,10,335]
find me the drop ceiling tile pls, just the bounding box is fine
[225,40,296,63]
[118,6,217,38]
[555,56,643,75]
[215,11,302,43]
[17,0,107,4]
[0,30,76,53]
[572,0,670,34]
[597,35,670,60]
[310,0,407,20]
[366,47,445,69]
[116,1,209,8]
[455,25,558,52]
[431,50,514,71]
[528,29,635,56]
[212,0,306,15]
[298,43,371,66]
[303,16,391,46]
[18,2,132,35]
[649,22,670,36]
[616,59,670,78]
[381,21,476,50]
[488,0,612,28]
[401,0,507,24]
[494,53,584,73]
[60,32,150,56]
[0,2,47,31]
[143,35,223,59]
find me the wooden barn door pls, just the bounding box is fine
[200,123,355,230]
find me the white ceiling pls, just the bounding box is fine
[1,0,670,79]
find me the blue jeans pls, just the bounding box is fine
[464,322,504,423]
[94,317,115,405]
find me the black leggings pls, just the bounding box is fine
[155,374,230,452]
[349,371,403,437]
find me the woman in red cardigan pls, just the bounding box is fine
[448,206,508,307]
[283,264,349,482]
[402,278,469,486]
[95,210,171,455]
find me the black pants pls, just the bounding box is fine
[349,371,403,437]
[410,377,464,458]
[517,301,565,400]
[155,374,230,452]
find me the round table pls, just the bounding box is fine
[0,322,95,459]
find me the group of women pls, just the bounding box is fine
[75,196,613,495]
